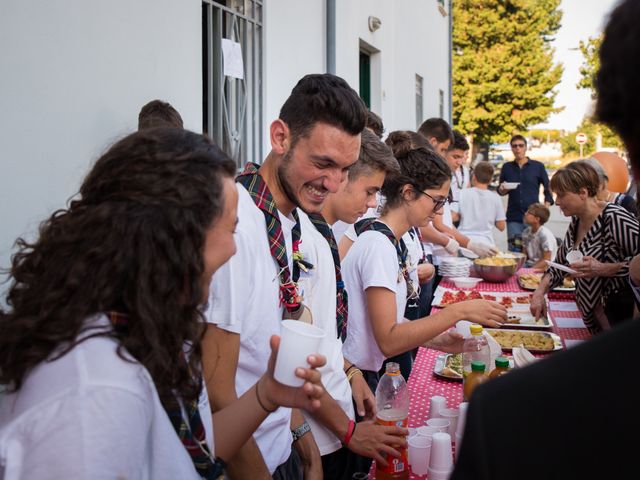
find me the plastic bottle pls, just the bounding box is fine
[488,356,511,379]
[461,324,491,379]
[375,362,409,480]
[463,360,488,401]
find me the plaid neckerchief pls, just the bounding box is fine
[236,163,302,312]
[308,213,348,341]
[106,311,225,480]
[354,219,418,301]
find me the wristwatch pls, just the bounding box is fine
[291,420,311,442]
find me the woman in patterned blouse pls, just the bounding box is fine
[530,161,639,333]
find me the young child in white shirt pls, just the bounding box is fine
[522,202,557,269]
[451,161,506,246]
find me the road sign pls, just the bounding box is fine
[575,133,588,144]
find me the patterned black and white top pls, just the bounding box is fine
[547,203,639,333]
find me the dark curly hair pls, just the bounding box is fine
[0,128,236,407]
[382,130,452,209]
[596,0,640,159]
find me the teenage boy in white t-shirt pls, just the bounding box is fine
[522,202,557,269]
[302,128,406,479]
[448,130,472,204]
[451,161,506,246]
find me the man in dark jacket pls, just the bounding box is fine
[497,135,553,252]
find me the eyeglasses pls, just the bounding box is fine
[416,189,448,211]
[511,143,526,149]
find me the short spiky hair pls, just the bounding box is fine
[348,128,399,182]
[449,130,470,151]
[417,118,454,144]
[279,74,367,143]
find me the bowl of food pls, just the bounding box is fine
[473,256,518,282]
[450,276,483,289]
[494,252,526,270]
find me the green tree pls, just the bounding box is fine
[577,35,602,94]
[559,117,624,158]
[560,33,623,158]
[452,0,563,146]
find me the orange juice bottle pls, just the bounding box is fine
[463,360,488,402]
[488,356,511,379]
[375,362,409,480]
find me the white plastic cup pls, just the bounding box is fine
[417,425,439,439]
[429,395,447,419]
[408,427,417,438]
[426,417,450,433]
[440,407,459,440]
[456,402,469,438]
[273,320,324,386]
[408,435,432,476]
[566,250,583,264]
[429,432,453,475]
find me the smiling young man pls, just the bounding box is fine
[201,74,370,480]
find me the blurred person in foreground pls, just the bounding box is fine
[529,160,638,334]
[451,1,640,478]
[0,128,325,478]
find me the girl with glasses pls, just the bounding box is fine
[340,131,507,392]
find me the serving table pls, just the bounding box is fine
[369,269,591,478]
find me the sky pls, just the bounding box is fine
[534,0,620,132]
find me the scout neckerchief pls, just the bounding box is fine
[354,218,418,301]
[236,163,311,314]
[407,226,427,264]
[107,311,225,480]
[308,213,348,341]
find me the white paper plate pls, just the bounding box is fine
[545,260,578,275]
[502,182,520,190]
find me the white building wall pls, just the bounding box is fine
[264,0,450,151]
[0,0,202,295]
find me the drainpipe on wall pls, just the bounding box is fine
[326,0,336,74]
[449,0,453,123]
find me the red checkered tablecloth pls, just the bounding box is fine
[369,269,591,478]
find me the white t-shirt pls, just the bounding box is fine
[341,229,409,372]
[331,220,350,244]
[298,212,354,456]
[204,184,293,474]
[522,225,558,263]
[0,314,213,480]
[450,165,471,203]
[451,187,506,246]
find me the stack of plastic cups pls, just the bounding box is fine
[455,402,469,459]
[429,395,447,419]
[416,425,439,440]
[408,435,432,476]
[428,432,454,480]
[426,417,450,433]
[440,407,459,441]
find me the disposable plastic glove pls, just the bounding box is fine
[444,238,460,255]
[467,240,498,258]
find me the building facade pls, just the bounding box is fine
[0,0,451,297]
